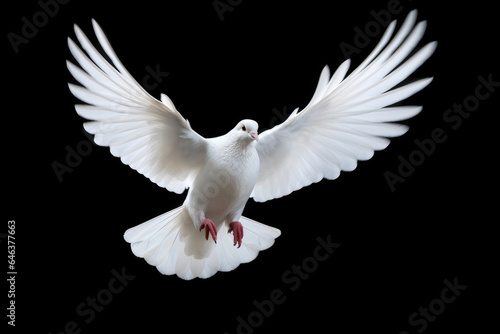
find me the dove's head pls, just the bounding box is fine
[232,119,259,144]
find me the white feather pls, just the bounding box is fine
[124,206,280,280]
[252,10,436,202]
[67,21,208,194]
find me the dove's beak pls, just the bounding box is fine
[249,131,259,142]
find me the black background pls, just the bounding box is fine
[4,0,499,333]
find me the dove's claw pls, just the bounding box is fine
[228,221,244,248]
[200,218,217,243]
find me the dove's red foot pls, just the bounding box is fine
[200,218,217,243]
[228,221,244,248]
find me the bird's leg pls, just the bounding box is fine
[228,221,244,248]
[200,218,217,243]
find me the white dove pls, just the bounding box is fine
[67,10,436,279]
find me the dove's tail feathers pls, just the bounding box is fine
[124,206,280,280]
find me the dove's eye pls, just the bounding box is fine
[241,125,246,131]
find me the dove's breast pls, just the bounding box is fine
[185,141,260,226]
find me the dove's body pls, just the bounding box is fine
[186,133,260,230]
[67,10,436,279]
[121,121,273,279]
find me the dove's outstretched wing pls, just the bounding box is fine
[67,20,207,194]
[252,10,436,202]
